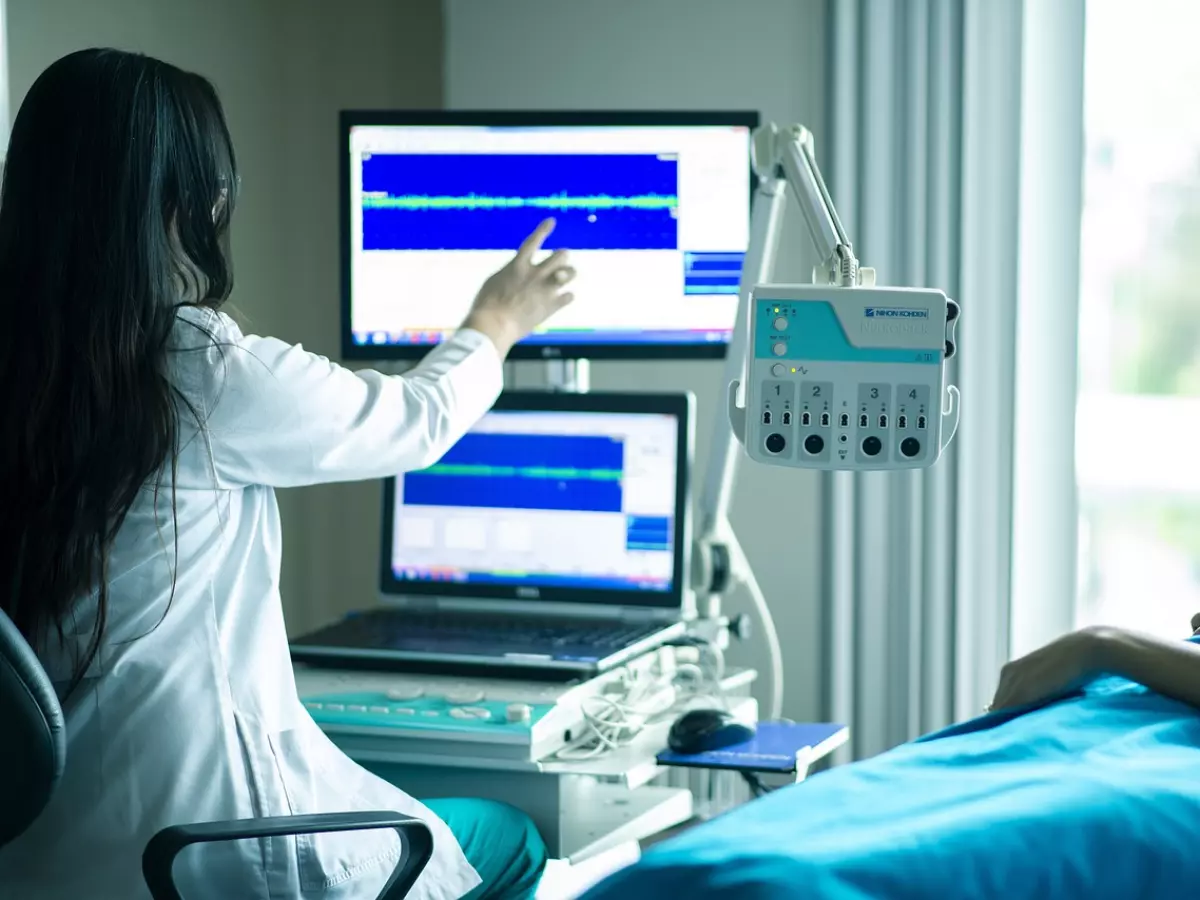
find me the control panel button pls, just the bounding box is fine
[774,316,789,331]
[445,689,486,705]
[506,703,533,724]
[772,341,787,357]
[771,363,786,377]
[450,707,492,721]
[386,687,424,701]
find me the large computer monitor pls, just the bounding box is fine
[341,111,757,360]
[380,391,693,610]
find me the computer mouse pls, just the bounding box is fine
[667,708,756,755]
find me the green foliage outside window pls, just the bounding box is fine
[1108,171,1200,396]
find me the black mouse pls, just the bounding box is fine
[667,708,756,755]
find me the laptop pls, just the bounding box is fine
[290,390,695,677]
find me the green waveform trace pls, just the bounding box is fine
[419,463,623,481]
[362,192,678,212]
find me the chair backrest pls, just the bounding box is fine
[0,607,66,847]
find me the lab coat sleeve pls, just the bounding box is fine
[201,320,504,488]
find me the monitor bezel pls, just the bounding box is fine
[340,109,760,361]
[379,390,695,611]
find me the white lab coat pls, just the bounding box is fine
[0,307,502,900]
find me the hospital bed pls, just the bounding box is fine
[581,652,1200,900]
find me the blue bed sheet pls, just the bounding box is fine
[582,671,1200,899]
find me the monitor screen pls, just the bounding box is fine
[380,392,692,609]
[341,111,757,360]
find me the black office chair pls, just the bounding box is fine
[0,607,433,899]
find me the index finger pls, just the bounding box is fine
[518,218,557,261]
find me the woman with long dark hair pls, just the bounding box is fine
[0,49,574,899]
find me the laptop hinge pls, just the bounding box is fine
[383,594,680,623]
[425,596,560,617]
[619,607,676,623]
[389,595,440,612]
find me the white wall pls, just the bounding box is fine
[445,0,829,719]
[6,0,444,634]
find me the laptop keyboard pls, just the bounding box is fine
[314,609,663,654]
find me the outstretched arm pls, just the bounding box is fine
[203,326,504,487]
[1092,627,1200,708]
[990,623,1200,712]
[179,219,575,489]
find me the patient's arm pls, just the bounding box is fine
[1096,626,1200,710]
[991,625,1200,712]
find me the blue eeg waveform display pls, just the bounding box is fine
[360,153,679,251]
[400,431,674,559]
[402,432,626,513]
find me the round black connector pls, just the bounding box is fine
[765,433,787,454]
[861,435,883,457]
[900,437,922,458]
[803,434,824,455]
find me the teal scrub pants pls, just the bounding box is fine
[422,798,548,900]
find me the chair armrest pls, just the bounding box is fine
[142,811,432,900]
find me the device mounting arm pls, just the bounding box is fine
[755,123,872,288]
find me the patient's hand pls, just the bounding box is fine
[989,627,1110,712]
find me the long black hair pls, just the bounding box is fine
[0,49,239,695]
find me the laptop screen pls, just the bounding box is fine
[380,391,692,610]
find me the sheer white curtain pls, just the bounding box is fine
[822,0,1084,761]
[0,0,8,157]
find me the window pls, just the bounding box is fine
[1075,0,1200,637]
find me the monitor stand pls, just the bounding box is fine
[544,359,590,393]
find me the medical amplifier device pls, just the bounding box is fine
[733,284,960,470]
[294,648,682,765]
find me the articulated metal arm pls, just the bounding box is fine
[753,123,870,288]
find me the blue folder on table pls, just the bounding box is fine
[656,722,848,774]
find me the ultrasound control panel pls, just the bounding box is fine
[734,284,959,471]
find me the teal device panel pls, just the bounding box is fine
[302,691,554,736]
[755,299,942,365]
